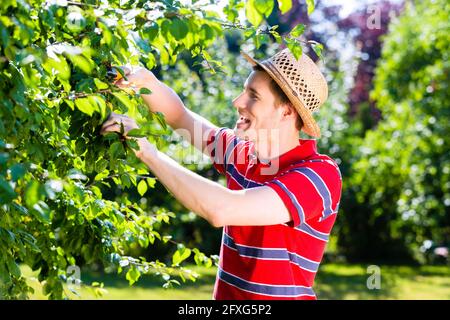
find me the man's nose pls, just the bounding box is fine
[232,93,243,110]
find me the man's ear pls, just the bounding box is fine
[281,103,297,120]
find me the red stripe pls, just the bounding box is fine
[221,245,314,286]
[214,280,316,300]
[228,224,331,262]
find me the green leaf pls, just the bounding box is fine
[75,98,96,116]
[125,265,141,285]
[245,0,264,26]
[200,24,215,41]
[254,33,267,49]
[112,92,134,112]
[88,95,106,119]
[120,173,131,189]
[10,163,26,182]
[109,141,124,160]
[277,0,292,14]
[94,78,109,90]
[0,176,16,203]
[94,169,109,181]
[24,180,40,207]
[169,18,188,40]
[139,87,152,95]
[285,38,303,60]
[172,247,191,266]
[153,112,167,131]
[94,158,109,173]
[255,0,274,17]
[137,179,147,196]
[146,178,156,188]
[309,40,324,58]
[67,53,94,74]
[31,201,51,223]
[43,56,71,81]
[143,22,159,41]
[99,22,113,46]
[306,0,315,15]
[127,129,146,138]
[6,258,21,278]
[64,99,74,110]
[290,24,305,38]
[224,5,239,22]
[126,139,140,152]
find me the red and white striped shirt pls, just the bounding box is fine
[206,127,342,300]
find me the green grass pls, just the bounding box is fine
[22,263,450,300]
[314,264,450,299]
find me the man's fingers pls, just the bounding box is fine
[100,113,138,137]
[100,123,120,135]
[101,113,121,129]
[114,78,135,89]
[121,66,132,76]
[114,78,125,87]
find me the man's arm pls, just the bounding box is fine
[136,139,292,228]
[116,67,218,155]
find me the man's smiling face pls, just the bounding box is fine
[232,70,286,142]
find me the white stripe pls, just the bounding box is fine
[226,170,246,189]
[219,267,312,288]
[280,220,330,242]
[225,162,263,189]
[302,167,339,214]
[292,170,328,218]
[217,267,316,297]
[223,233,321,270]
[218,277,316,298]
[212,128,226,164]
[296,224,330,242]
[226,233,321,264]
[224,136,240,166]
[304,221,329,236]
[275,180,306,223]
[224,248,318,272]
[224,241,289,261]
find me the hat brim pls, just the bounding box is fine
[240,51,321,138]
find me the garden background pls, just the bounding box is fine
[0,0,449,299]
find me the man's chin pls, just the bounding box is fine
[233,126,244,137]
[234,127,253,141]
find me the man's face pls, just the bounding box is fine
[232,70,283,142]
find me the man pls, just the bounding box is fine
[101,48,342,300]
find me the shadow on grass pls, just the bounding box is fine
[315,269,398,299]
[81,267,217,291]
[78,264,450,299]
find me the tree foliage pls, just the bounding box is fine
[0,0,318,299]
[337,0,450,263]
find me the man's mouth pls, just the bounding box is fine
[236,115,251,128]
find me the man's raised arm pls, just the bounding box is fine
[116,67,218,154]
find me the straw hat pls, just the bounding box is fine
[241,48,328,138]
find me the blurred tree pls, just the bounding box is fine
[338,0,450,263]
[337,0,403,130]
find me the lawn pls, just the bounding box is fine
[22,263,450,300]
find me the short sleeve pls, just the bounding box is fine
[205,127,251,175]
[265,164,342,228]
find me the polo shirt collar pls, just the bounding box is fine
[249,139,318,171]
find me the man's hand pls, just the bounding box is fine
[113,66,156,92]
[100,112,152,158]
[100,112,139,137]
